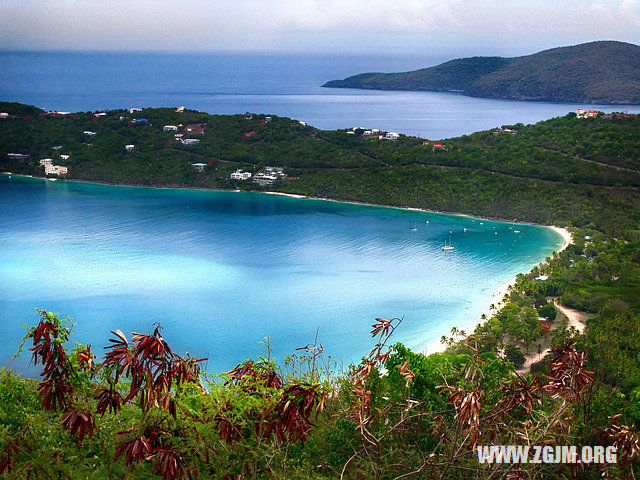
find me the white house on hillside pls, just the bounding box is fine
[230,170,252,180]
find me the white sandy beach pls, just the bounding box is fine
[420,225,572,355]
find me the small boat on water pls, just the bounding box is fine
[411,226,418,231]
[442,231,455,251]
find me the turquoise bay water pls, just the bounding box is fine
[0,175,563,373]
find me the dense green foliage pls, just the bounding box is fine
[323,41,640,104]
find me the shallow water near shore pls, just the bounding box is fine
[0,174,563,373]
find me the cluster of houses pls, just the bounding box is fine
[601,110,632,119]
[253,167,286,186]
[230,169,252,180]
[163,123,205,145]
[39,158,68,176]
[346,127,400,140]
[228,167,285,185]
[576,108,599,118]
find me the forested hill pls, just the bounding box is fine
[1,102,640,238]
[323,41,640,104]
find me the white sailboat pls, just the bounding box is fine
[442,231,455,251]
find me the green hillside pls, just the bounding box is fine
[323,56,512,91]
[1,104,639,236]
[324,41,640,104]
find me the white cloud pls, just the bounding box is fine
[0,0,638,53]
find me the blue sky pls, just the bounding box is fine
[0,0,638,56]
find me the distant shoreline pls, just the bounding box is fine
[2,172,569,230]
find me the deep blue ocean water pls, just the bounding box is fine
[0,175,563,373]
[1,51,640,138]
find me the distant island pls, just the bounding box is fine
[323,41,640,104]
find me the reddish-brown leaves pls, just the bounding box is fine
[95,386,123,415]
[28,311,75,411]
[76,344,96,372]
[114,432,152,466]
[398,360,416,388]
[439,384,483,447]
[0,436,19,475]
[543,343,595,402]
[60,409,95,444]
[37,377,74,411]
[273,383,323,445]
[151,448,187,480]
[220,361,324,447]
[349,317,403,442]
[103,325,206,415]
[499,372,542,414]
[602,415,640,465]
[227,360,282,391]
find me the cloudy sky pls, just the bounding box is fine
[1,0,639,56]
